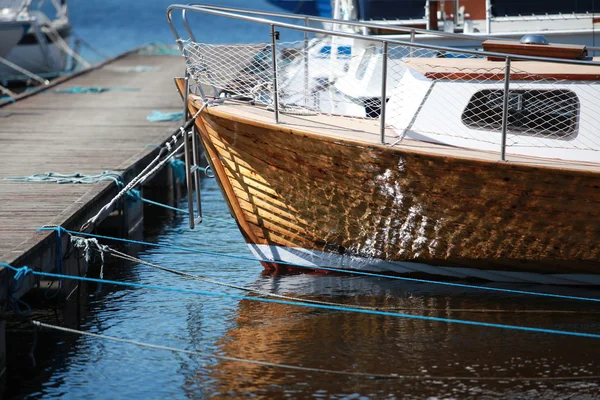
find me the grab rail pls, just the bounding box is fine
[167,3,600,159]
[167,5,600,73]
[182,4,487,44]
[180,4,600,52]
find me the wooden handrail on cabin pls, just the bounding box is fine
[482,40,588,61]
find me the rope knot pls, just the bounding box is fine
[126,189,142,201]
[13,266,32,281]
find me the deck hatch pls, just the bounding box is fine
[461,89,579,136]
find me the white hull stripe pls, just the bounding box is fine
[247,244,600,286]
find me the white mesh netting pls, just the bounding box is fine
[182,38,600,159]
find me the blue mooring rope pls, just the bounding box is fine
[169,159,186,183]
[55,86,140,94]
[1,261,600,339]
[2,264,33,316]
[127,189,187,214]
[146,110,184,122]
[36,226,600,304]
[125,190,232,223]
[138,42,182,56]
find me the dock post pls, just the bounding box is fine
[123,186,144,239]
[500,57,511,162]
[0,320,5,382]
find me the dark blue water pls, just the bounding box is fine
[6,1,600,398]
[70,0,302,64]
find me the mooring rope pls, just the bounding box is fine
[37,226,600,304]
[169,158,185,182]
[138,43,182,56]
[81,103,207,232]
[71,235,109,280]
[147,110,184,122]
[55,86,140,94]
[44,24,91,69]
[6,264,32,316]
[90,241,600,315]
[4,171,123,185]
[31,320,600,381]
[3,262,600,339]
[126,189,231,224]
[101,244,402,312]
[71,31,112,60]
[0,84,17,102]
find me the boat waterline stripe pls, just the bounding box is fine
[2,263,600,339]
[34,227,600,302]
[249,244,600,299]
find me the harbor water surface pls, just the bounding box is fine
[5,0,600,398]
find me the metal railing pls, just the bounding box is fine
[167,4,600,160]
[179,4,600,52]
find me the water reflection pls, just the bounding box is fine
[5,178,600,399]
[205,274,600,399]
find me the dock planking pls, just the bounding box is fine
[0,49,186,300]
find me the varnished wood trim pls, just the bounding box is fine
[482,40,587,60]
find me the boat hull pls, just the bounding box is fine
[192,103,600,285]
[0,21,28,59]
[0,23,71,82]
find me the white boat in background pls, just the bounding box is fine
[0,0,76,84]
[263,0,600,49]
[0,20,28,59]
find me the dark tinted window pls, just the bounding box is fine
[461,89,579,136]
[357,0,425,20]
[492,0,600,16]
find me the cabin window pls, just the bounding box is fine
[461,89,579,136]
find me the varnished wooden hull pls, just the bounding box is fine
[190,101,600,285]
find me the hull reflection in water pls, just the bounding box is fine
[199,274,600,398]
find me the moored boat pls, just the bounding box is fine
[168,5,600,285]
[0,0,74,84]
[0,20,28,59]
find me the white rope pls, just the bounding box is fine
[0,84,17,100]
[71,235,109,278]
[80,103,207,231]
[30,321,600,381]
[0,55,49,85]
[90,239,599,315]
[81,149,167,231]
[106,246,397,311]
[43,24,91,69]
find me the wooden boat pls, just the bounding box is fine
[169,5,600,285]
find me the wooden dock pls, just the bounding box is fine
[0,47,187,371]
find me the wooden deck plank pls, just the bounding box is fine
[0,50,185,268]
